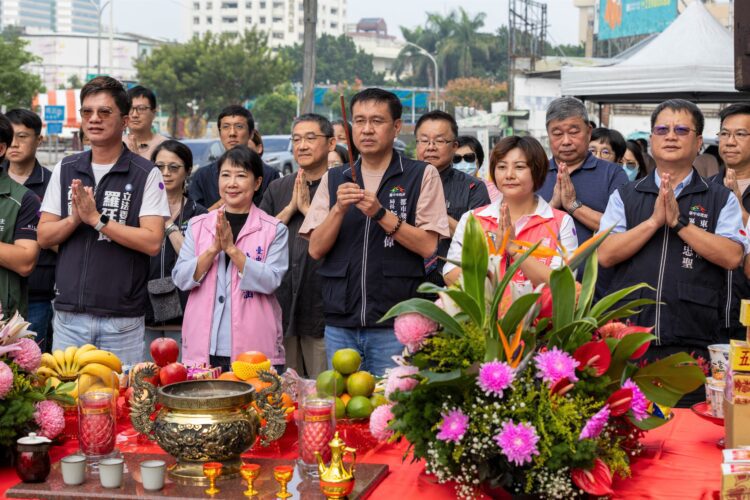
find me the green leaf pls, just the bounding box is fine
[460,215,488,324]
[596,299,655,326]
[381,298,465,337]
[417,282,483,331]
[485,337,501,362]
[566,228,611,272]
[488,241,541,332]
[590,283,652,319]
[605,332,656,381]
[550,267,575,327]
[420,369,463,385]
[575,250,598,319]
[632,353,706,407]
[499,293,540,341]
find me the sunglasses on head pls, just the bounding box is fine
[453,153,476,164]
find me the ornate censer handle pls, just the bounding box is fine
[255,370,287,446]
[130,365,158,439]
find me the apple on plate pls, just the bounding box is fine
[150,338,179,367]
[159,362,188,386]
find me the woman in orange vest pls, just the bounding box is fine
[443,136,578,291]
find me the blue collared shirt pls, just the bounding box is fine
[599,170,749,252]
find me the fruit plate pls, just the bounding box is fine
[691,401,724,426]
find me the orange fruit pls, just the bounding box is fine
[232,359,272,380]
[246,377,273,394]
[236,351,268,364]
[340,393,351,406]
[347,371,376,397]
[218,372,241,381]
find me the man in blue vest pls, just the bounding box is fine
[38,77,169,366]
[599,99,747,405]
[0,113,41,319]
[300,88,449,376]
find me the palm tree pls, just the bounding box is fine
[393,26,438,87]
[437,8,491,78]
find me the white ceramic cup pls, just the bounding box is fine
[98,457,124,489]
[140,460,166,491]
[60,454,86,485]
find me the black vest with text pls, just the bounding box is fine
[608,170,732,349]
[0,171,30,317]
[319,151,426,328]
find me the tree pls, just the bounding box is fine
[135,29,292,136]
[67,74,83,89]
[322,79,364,120]
[280,34,384,85]
[252,84,297,135]
[0,33,45,109]
[443,78,507,112]
[437,8,492,78]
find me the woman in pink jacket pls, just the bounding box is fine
[173,146,288,372]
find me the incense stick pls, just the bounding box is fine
[339,94,357,183]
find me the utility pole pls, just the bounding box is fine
[301,0,317,114]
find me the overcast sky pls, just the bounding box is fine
[111,0,580,45]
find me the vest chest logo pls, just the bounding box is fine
[385,185,408,248]
[688,203,710,230]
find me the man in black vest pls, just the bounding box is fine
[599,99,746,405]
[300,88,449,376]
[38,77,169,366]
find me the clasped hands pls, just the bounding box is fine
[335,182,382,218]
[69,179,100,227]
[649,173,681,229]
[208,209,238,256]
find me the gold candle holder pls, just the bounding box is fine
[202,462,222,495]
[273,465,294,499]
[240,463,260,497]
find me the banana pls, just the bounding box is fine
[41,353,61,374]
[37,366,58,379]
[52,350,67,376]
[64,345,78,375]
[48,376,62,388]
[78,362,116,385]
[77,350,122,373]
[77,373,97,396]
[72,344,96,370]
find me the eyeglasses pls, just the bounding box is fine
[130,105,153,115]
[352,117,390,128]
[292,133,330,145]
[719,129,750,141]
[416,138,456,148]
[652,125,696,136]
[453,153,477,163]
[155,162,184,173]
[80,107,115,119]
[220,123,248,132]
[589,147,613,158]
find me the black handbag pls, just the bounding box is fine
[147,277,183,323]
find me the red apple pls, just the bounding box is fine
[150,338,179,367]
[159,362,188,386]
[130,362,160,387]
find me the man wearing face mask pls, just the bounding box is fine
[415,112,490,286]
[455,135,501,202]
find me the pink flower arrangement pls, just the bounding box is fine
[437,409,469,443]
[494,420,540,466]
[34,400,65,439]
[534,347,580,384]
[394,313,438,352]
[9,338,41,372]
[579,405,610,440]
[477,361,515,397]
[370,404,395,441]
[385,365,419,397]
[0,361,12,399]
[623,379,649,421]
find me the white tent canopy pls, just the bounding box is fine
[561,2,748,104]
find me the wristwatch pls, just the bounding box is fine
[567,199,583,214]
[371,206,387,222]
[94,214,110,232]
[673,214,689,232]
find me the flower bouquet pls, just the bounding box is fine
[0,312,73,448]
[371,217,706,498]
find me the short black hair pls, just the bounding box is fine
[720,103,750,128]
[127,85,157,110]
[456,135,485,168]
[151,139,194,175]
[415,110,458,138]
[350,88,402,121]
[5,109,42,136]
[624,140,648,179]
[292,113,334,137]
[80,76,131,116]
[0,114,13,157]
[591,127,627,163]
[651,99,704,135]
[217,145,263,180]
[635,138,648,152]
[490,136,549,191]
[217,105,254,132]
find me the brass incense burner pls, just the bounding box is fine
[130,368,286,483]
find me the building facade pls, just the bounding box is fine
[0,0,99,33]
[190,0,346,47]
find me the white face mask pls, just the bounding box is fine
[454,160,477,176]
[83,144,92,152]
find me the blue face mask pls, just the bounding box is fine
[454,160,477,176]
[622,164,638,182]
[83,144,91,152]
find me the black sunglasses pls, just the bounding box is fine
[453,153,477,163]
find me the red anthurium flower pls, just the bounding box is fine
[571,458,614,496]
[597,321,652,359]
[606,388,633,417]
[549,377,574,398]
[573,341,612,376]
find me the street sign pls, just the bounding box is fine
[46,122,63,135]
[44,105,65,122]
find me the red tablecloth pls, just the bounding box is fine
[0,408,723,499]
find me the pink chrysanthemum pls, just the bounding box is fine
[0,361,12,399]
[34,400,65,439]
[579,404,610,440]
[384,365,419,397]
[477,361,515,397]
[369,404,395,441]
[494,420,540,466]
[534,347,580,384]
[623,379,649,421]
[9,338,41,372]
[436,409,469,443]
[394,313,438,352]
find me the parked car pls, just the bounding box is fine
[182,138,225,172]
[262,135,296,175]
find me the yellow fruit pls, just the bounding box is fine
[36,366,58,380]
[77,374,97,395]
[72,344,96,368]
[53,350,67,375]
[332,349,362,375]
[48,376,62,388]
[231,359,272,380]
[79,363,116,386]
[316,370,345,397]
[64,345,78,373]
[41,352,61,374]
[78,350,122,373]
[346,371,376,397]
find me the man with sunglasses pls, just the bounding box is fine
[37,76,170,366]
[599,99,746,405]
[126,86,167,160]
[414,111,489,286]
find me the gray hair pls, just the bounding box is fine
[545,96,589,128]
[291,113,334,137]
